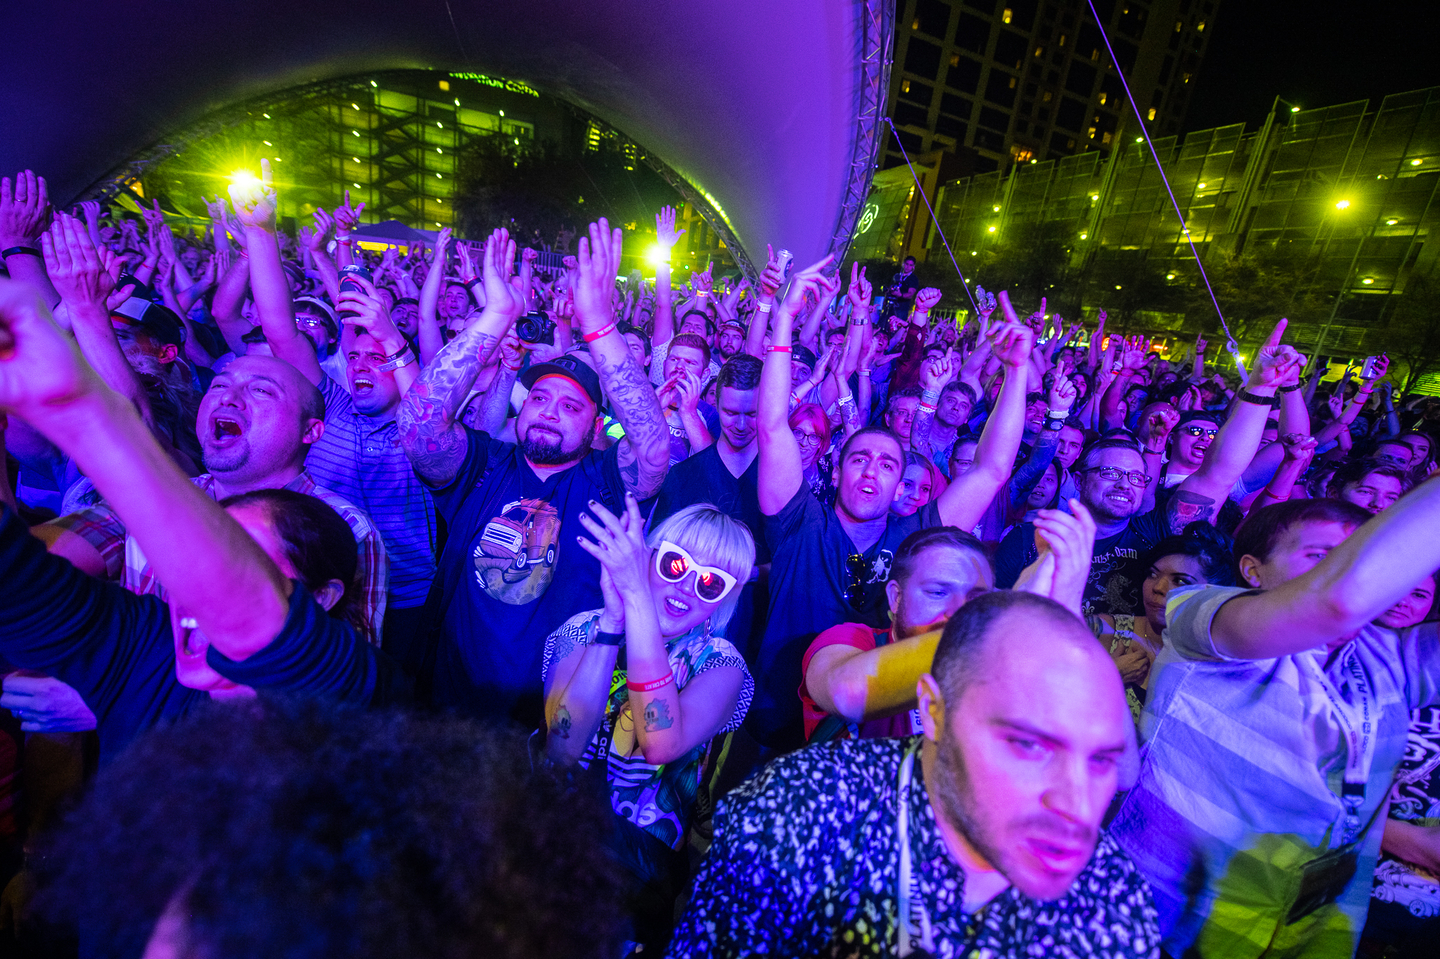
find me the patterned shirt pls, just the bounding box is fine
[1110,585,1440,959]
[667,736,1160,958]
[542,609,751,851]
[48,471,388,646]
[1369,706,1440,920]
[306,375,435,608]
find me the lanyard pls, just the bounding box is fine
[1303,645,1376,843]
[896,739,935,958]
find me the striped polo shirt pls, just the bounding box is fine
[306,376,436,609]
[1110,584,1440,959]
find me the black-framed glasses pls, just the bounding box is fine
[845,553,870,609]
[1079,466,1152,488]
[793,429,822,449]
[1181,424,1219,439]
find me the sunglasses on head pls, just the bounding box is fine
[1181,424,1219,438]
[654,541,738,603]
[844,552,871,609]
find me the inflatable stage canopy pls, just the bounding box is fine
[0,0,893,271]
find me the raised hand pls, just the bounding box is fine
[310,207,336,249]
[1364,354,1391,383]
[1048,362,1078,413]
[0,281,102,418]
[846,261,873,312]
[41,213,116,311]
[1138,404,1180,453]
[692,262,714,295]
[204,195,230,224]
[141,198,166,232]
[1279,432,1318,466]
[780,254,837,318]
[655,205,686,250]
[333,189,366,234]
[990,291,1036,369]
[575,494,652,603]
[920,347,957,393]
[1030,499,1097,616]
[335,273,395,339]
[479,228,524,321]
[573,218,624,336]
[915,287,943,313]
[0,171,53,248]
[973,285,997,323]
[1253,319,1305,388]
[228,159,278,231]
[758,245,784,299]
[1195,333,1208,355]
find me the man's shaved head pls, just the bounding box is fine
[920,591,1134,901]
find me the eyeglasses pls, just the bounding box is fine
[295,315,330,330]
[845,552,871,609]
[1079,466,1152,487]
[792,429,822,448]
[1180,425,1219,439]
[654,541,738,604]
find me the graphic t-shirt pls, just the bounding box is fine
[430,427,628,728]
[1370,706,1440,919]
[995,508,1170,616]
[752,487,940,752]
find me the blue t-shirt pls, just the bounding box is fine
[429,428,628,729]
[750,487,940,752]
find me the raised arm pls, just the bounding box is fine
[397,229,524,488]
[0,171,60,309]
[41,213,152,425]
[650,206,685,348]
[0,281,291,656]
[743,246,785,359]
[1214,472,1440,658]
[1172,320,1302,533]
[417,229,453,366]
[573,219,669,498]
[233,160,322,385]
[757,255,832,514]
[934,294,1034,528]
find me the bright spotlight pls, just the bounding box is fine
[1290,105,1300,113]
[228,169,259,187]
[1335,199,1351,210]
[645,244,669,267]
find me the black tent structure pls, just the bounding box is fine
[0,0,893,272]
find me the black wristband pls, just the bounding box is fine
[1278,382,1302,394]
[1,245,41,259]
[592,629,625,647]
[1238,388,1281,409]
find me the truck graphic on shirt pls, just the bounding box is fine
[472,498,561,604]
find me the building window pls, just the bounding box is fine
[1003,8,1013,23]
[1098,92,1107,104]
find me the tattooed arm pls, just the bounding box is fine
[572,219,670,498]
[397,229,523,488]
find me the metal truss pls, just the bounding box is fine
[826,0,895,267]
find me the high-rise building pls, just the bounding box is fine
[885,0,1219,174]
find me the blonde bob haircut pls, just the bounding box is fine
[646,504,756,633]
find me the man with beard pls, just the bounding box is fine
[667,590,1157,959]
[238,162,437,665]
[397,218,668,728]
[750,260,1032,754]
[995,320,1302,616]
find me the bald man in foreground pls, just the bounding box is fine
[668,591,1160,958]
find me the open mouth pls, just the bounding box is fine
[353,375,375,393]
[210,416,245,443]
[176,616,205,657]
[664,596,691,617]
[857,483,878,496]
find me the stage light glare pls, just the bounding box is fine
[1335,199,1351,210]
[645,244,669,267]
[228,169,258,187]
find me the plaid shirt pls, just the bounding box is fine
[49,471,388,646]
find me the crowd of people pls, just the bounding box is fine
[2,159,1440,958]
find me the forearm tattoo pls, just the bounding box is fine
[595,348,669,498]
[397,324,499,485]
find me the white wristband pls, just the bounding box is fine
[756,301,773,314]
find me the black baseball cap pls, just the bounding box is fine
[111,295,185,347]
[520,353,604,410]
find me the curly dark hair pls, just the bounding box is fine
[34,696,623,959]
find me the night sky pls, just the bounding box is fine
[1182,0,1438,134]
